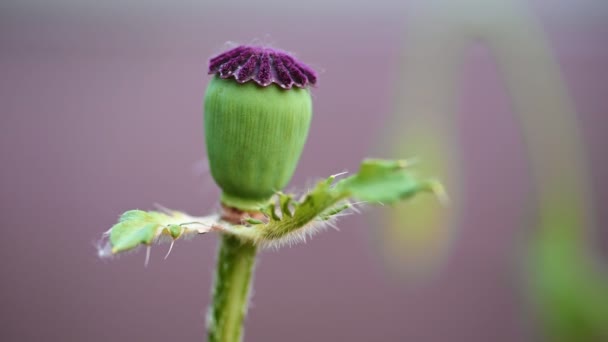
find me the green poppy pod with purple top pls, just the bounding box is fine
[204,46,317,211]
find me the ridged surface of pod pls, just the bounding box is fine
[204,75,312,210]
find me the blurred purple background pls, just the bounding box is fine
[1,0,607,341]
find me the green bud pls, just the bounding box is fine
[204,76,313,210]
[167,224,182,239]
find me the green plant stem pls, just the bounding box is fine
[208,234,257,342]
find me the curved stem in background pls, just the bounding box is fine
[386,0,607,339]
[207,234,257,342]
[378,2,468,279]
[482,3,608,340]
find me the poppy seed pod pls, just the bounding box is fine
[204,46,317,211]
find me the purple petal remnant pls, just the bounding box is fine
[273,57,293,89]
[236,55,257,82]
[209,46,246,72]
[208,45,317,89]
[282,55,307,87]
[258,52,272,86]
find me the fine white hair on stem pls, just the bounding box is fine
[95,239,113,259]
[430,181,450,206]
[153,203,174,215]
[347,201,366,214]
[164,241,175,260]
[252,214,344,249]
[325,220,340,231]
[330,171,348,179]
[393,157,420,169]
[144,246,151,267]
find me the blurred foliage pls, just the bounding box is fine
[376,124,456,278]
[527,200,608,342]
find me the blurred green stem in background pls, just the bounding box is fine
[386,0,608,340]
[379,9,466,278]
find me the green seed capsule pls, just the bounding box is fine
[204,46,316,211]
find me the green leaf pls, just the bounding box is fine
[109,210,161,253]
[336,159,436,203]
[100,159,444,255]
[101,209,222,256]
[238,158,445,245]
[278,192,293,218]
[528,201,608,341]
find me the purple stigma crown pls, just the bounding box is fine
[208,45,317,89]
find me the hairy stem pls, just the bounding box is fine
[207,234,257,342]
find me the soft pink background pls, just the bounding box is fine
[1,1,607,341]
